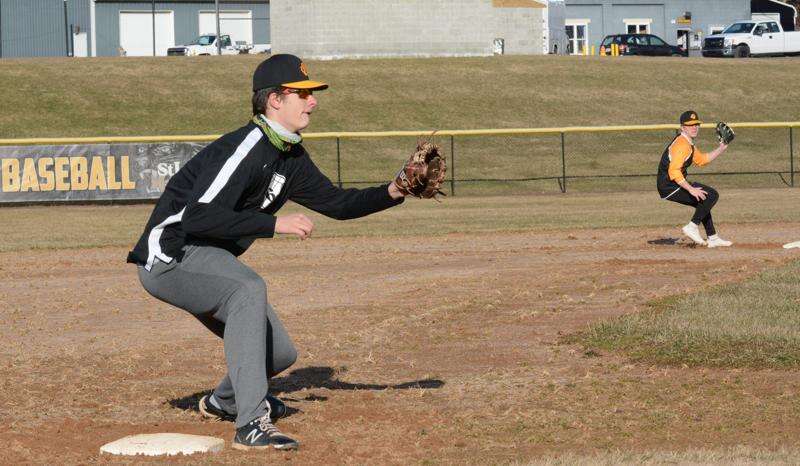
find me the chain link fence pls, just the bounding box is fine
[0,123,796,203]
[303,124,798,196]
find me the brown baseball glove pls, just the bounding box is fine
[394,139,447,199]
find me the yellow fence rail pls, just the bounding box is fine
[1,122,798,196]
[1,122,799,146]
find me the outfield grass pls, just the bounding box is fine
[0,187,797,252]
[2,55,799,194]
[571,259,800,369]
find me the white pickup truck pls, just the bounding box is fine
[702,20,800,57]
[167,34,244,56]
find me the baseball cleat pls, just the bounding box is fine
[681,223,706,245]
[199,392,288,423]
[707,236,733,248]
[199,393,235,422]
[232,414,299,451]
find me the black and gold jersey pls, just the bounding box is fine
[657,133,710,196]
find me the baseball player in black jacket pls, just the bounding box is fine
[128,54,407,451]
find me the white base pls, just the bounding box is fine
[100,433,224,456]
[783,241,800,249]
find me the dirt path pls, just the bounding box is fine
[1,223,799,464]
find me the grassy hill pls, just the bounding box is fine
[1,55,799,194]
[2,54,800,137]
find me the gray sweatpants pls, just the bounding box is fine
[138,244,297,428]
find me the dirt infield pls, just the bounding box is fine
[2,222,800,464]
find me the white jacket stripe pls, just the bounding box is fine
[145,207,186,271]
[198,127,263,204]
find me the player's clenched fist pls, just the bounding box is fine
[275,213,314,240]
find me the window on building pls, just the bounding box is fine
[624,19,651,34]
[565,20,590,55]
[709,26,725,35]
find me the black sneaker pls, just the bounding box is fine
[266,394,287,420]
[199,393,235,422]
[199,392,287,423]
[232,414,299,451]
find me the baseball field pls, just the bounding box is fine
[2,55,800,464]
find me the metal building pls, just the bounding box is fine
[0,0,91,58]
[563,0,752,54]
[0,0,269,58]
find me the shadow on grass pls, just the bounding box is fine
[168,366,444,420]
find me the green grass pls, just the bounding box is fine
[2,55,800,194]
[570,260,800,369]
[3,55,800,137]
[0,187,797,252]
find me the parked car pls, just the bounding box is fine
[167,34,243,56]
[702,20,800,57]
[599,34,686,57]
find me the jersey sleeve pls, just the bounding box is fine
[667,137,692,183]
[692,147,711,166]
[289,153,403,220]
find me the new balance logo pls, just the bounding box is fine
[245,428,264,444]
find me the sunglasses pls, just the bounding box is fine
[282,88,313,99]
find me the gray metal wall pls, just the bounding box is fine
[0,0,91,58]
[95,1,269,57]
[565,0,749,48]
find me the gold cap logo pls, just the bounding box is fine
[299,63,309,77]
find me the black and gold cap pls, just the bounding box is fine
[679,110,702,126]
[252,54,328,92]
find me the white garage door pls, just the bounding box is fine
[120,11,175,57]
[199,10,253,46]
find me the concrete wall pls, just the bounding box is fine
[270,0,546,59]
[565,0,749,50]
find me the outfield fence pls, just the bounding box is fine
[0,122,798,202]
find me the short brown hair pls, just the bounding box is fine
[252,86,283,115]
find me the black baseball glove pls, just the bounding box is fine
[716,122,735,145]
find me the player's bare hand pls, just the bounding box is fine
[275,214,314,240]
[689,187,708,201]
[388,181,406,199]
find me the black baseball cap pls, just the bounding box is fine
[679,110,702,126]
[252,54,328,92]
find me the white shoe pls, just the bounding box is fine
[707,235,732,248]
[681,223,706,245]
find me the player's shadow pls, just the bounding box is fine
[167,366,444,421]
[648,237,703,248]
[270,366,445,395]
[647,237,681,245]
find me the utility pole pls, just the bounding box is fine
[63,0,70,56]
[0,0,4,58]
[215,0,221,55]
[152,0,156,56]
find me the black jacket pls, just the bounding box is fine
[128,122,402,270]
